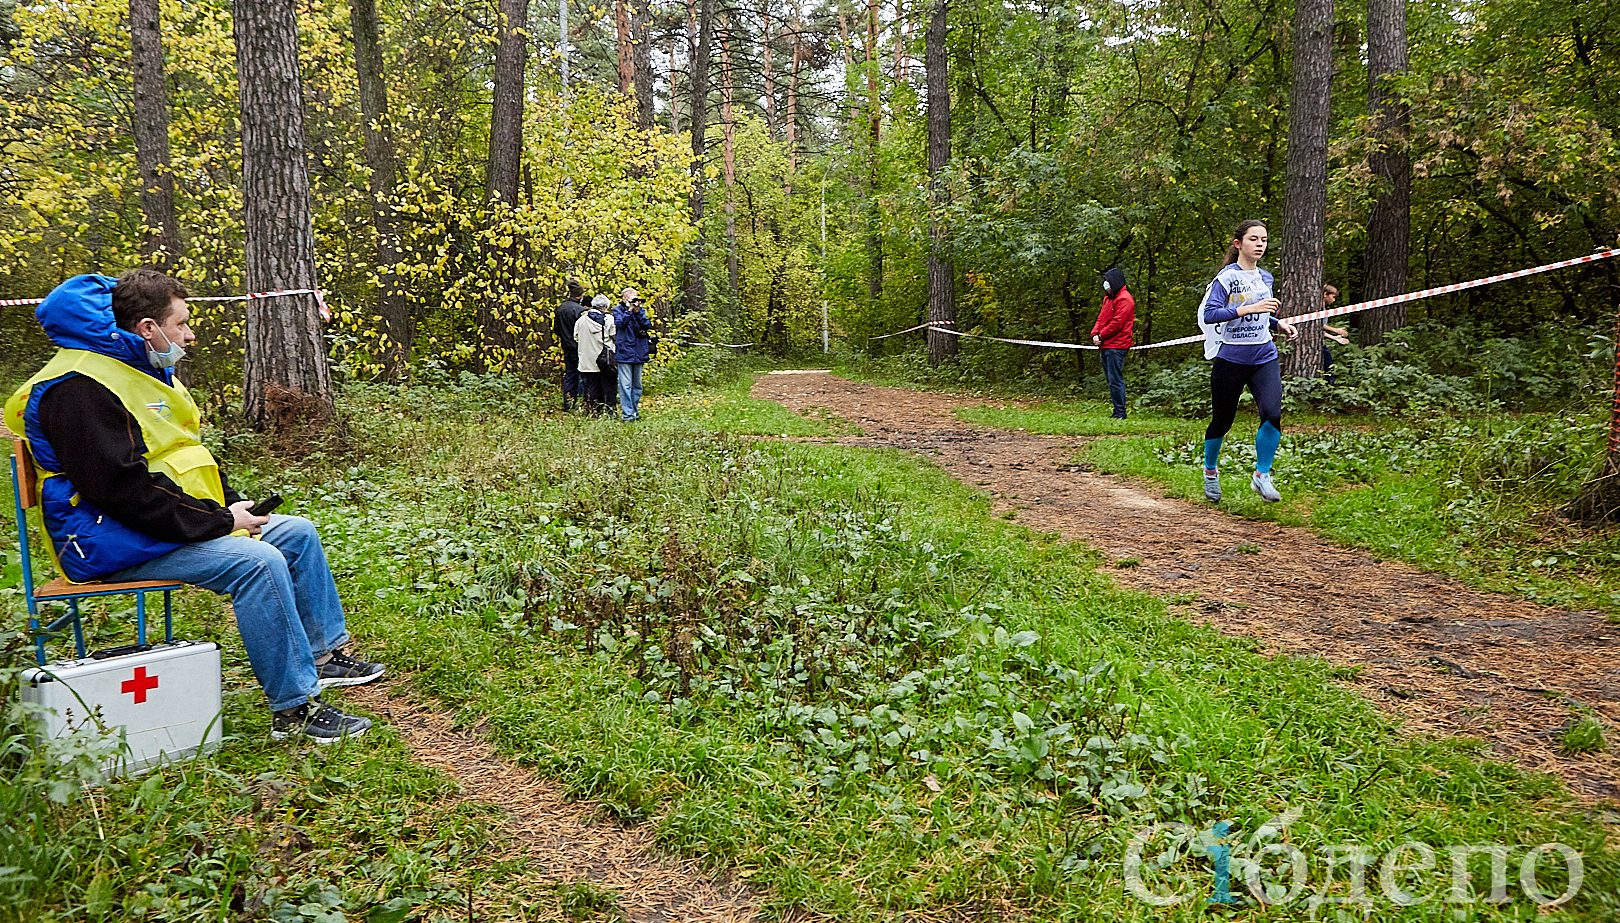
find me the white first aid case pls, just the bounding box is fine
[22,640,224,776]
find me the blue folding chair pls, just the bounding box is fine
[10,438,183,665]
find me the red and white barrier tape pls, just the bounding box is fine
[872,248,1620,352]
[870,319,952,341]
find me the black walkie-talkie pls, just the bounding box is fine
[248,494,283,517]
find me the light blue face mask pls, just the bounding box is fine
[143,322,185,370]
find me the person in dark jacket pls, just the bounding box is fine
[4,270,384,742]
[611,288,652,422]
[555,280,587,411]
[1090,266,1136,420]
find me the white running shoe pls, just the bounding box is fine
[1251,471,1281,503]
[1203,469,1222,502]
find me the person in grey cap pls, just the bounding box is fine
[574,294,616,416]
[611,288,653,422]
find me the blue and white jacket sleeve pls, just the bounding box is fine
[1203,278,1238,325]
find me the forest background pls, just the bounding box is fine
[3,2,1620,920]
[0,0,1615,404]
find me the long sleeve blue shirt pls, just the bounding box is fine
[1202,264,1280,365]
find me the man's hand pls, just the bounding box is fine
[1091,334,1101,346]
[1239,297,1280,317]
[229,500,270,536]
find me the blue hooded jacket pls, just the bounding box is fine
[611,304,652,364]
[15,275,190,580]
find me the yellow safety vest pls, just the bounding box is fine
[6,349,226,505]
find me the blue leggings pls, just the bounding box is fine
[1204,358,1283,473]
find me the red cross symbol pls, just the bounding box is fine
[121,666,159,704]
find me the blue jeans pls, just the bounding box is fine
[107,515,349,712]
[1101,348,1128,418]
[617,362,644,421]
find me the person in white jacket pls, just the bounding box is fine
[573,294,616,416]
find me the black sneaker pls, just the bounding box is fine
[271,701,372,743]
[316,649,385,689]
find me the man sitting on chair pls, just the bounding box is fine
[4,270,383,743]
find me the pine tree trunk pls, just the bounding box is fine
[1360,0,1410,344]
[670,24,683,132]
[683,0,713,315]
[349,0,409,377]
[487,0,528,205]
[1279,0,1334,379]
[760,2,775,134]
[130,0,179,269]
[614,0,635,97]
[785,27,801,195]
[483,0,528,362]
[631,1,654,128]
[864,0,883,301]
[924,0,955,366]
[232,0,332,429]
[720,15,740,299]
[893,0,908,82]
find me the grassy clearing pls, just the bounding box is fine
[648,369,857,436]
[5,370,1619,921]
[1072,411,1620,619]
[933,388,1620,619]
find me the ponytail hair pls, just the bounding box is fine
[1224,220,1267,265]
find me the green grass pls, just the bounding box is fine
[954,401,1197,437]
[925,387,1620,619]
[1076,417,1620,618]
[5,370,1618,921]
[646,370,857,436]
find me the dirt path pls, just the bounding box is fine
[350,686,764,923]
[752,371,1620,801]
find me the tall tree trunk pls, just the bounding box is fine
[483,0,529,361]
[683,0,714,315]
[864,0,883,300]
[760,1,775,134]
[1279,0,1334,379]
[785,25,801,194]
[130,0,179,270]
[614,0,635,98]
[838,7,852,73]
[348,0,409,376]
[720,14,740,298]
[631,1,654,127]
[924,0,955,366]
[893,0,908,83]
[670,24,683,132]
[487,0,528,205]
[1359,0,1410,344]
[232,0,332,428]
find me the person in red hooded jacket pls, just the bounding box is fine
[1090,266,1135,419]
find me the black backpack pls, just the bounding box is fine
[594,316,615,370]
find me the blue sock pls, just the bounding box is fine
[1203,438,1224,471]
[1255,422,1281,473]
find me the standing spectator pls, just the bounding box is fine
[1319,283,1350,385]
[574,295,616,416]
[1089,266,1135,420]
[612,288,652,422]
[555,280,587,411]
[1198,219,1299,504]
